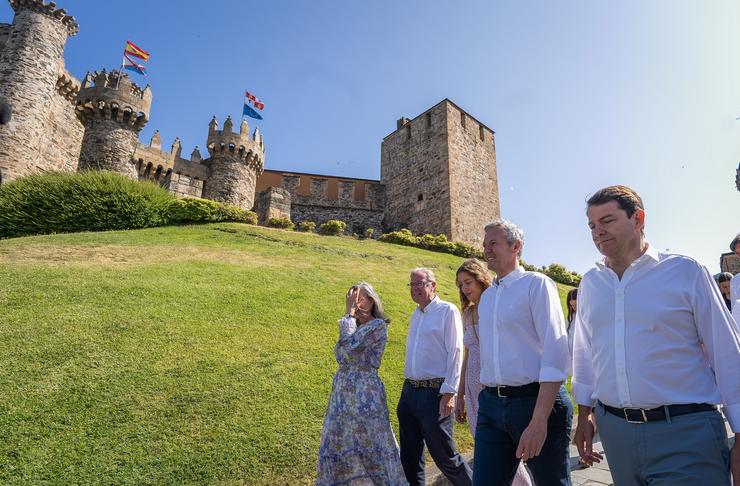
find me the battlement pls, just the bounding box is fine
[55,66,80,104]
[9,0,78,36]
[75,69,151,131]
[205,115,264,173]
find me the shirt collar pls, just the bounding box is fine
[595,242,659,270]
[495,265,525,288]
[418,295,440,313]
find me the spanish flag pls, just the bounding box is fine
[125,40,150,61]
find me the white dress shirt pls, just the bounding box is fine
[404,296,464,395]
[479,266,571,387]
[731,273,740,324]
[572,245,740,432]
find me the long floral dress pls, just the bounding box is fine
[316,316,408,486]
[463,311,532,486]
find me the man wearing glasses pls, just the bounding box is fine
[397,267,472,486]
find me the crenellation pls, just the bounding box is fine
[0,1,498,246]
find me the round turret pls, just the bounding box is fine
[75,69,152,178]
[201,116,265,210]
[0,0,79,184]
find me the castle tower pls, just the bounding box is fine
[201,116,265,209]
[380,99,499,247]
[75,69,151,178]
[0,0,79,184]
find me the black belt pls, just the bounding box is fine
[405,378,444,388]
[483,382,540,398]
[600,401,716,423]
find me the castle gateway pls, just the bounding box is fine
[0,0,499,246]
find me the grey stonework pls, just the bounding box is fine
[76,70,151,179]
[200,116,265,210]
[0,1,78,183]
[381,99,499,247]
[254,186,291,224]
[0,0,499,248]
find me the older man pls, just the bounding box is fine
[397,267,472,486]
[474,219,573,486]
[573,185,740,485]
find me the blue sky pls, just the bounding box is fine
[2,0,738,273]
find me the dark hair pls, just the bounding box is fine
[586,185,644,218]
[717,272,734,284]
[566,288,578,325]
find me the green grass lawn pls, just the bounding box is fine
[0,223,574,485]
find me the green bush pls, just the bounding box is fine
[378,229,483,258]
[297,221,316,232]
[166,197,257,225]
[0,171,173,238]
[267,217,295,230]
[319,219,347,236]
[364,227,375,239]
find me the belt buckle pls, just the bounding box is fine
[623,407,648,423]
[496,385,506,398]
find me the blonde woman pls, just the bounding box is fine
[454,259,532,486]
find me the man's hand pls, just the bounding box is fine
[731,435,739,486]
[574,406,603,466]
[454,397,467,423]
[516,414,548,461]
[439,393,455,419]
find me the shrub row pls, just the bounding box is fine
[378,228,582,286]
[0,171,256,239]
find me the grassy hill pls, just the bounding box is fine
[0,223,573,485]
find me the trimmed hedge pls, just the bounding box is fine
[379,229,582,286]
[267,217,295,230]
[297,221,316,232]
[167,197,257,225]
[0,171,256,239]
[319,219,347,236]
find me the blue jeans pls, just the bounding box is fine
[397,382,473,486]
[473,385,573,486]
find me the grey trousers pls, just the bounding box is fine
[595,402,731,486]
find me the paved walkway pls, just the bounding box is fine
[426,415,735,485]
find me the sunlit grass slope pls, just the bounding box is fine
[0,223,573,485]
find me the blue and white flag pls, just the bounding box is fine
[242,103,263,120]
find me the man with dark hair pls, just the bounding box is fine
[573,185,740,485]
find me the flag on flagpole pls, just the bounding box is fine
[245,91,265,110]
[123,53,146,75]
[125,40,150,61]
[243,103,263,120]
[243,91,264,120]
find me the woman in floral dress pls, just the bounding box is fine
[454,259,532,486]
[316,282,407,486]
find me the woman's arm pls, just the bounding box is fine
[455,346,469,423]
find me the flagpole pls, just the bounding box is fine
[116,54,124,90]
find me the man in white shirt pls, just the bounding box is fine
[397,267,472,486]
[730,234,740,324]
[573,185,740,485]
[473,219,573,486]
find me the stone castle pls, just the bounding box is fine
[0,0,499,246]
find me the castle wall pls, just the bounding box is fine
[276,173,385,234]
[0,23,10,51]
[78,118,139,178]
[254,186,291,223]
[380,101,452,238]
[0,5,78,184]
[446,103,499,246]
[201,152,259,209]
[38,69,83,173]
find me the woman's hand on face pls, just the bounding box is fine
[345,288,359,316]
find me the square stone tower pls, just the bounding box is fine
[380,99,500,247]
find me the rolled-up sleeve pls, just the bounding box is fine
[531,277,571,383]
[441,305,464,395]
[693,267,740,432]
